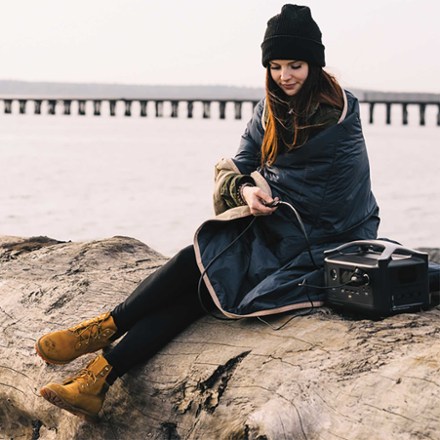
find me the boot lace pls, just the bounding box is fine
[62,364,97,388]
[77,367,97,386]
[69,314,109,349]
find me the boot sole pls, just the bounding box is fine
[35,341,72,365]
[40,386,99,422]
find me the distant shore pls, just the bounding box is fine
[1,79,439,102]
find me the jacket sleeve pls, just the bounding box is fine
[212,99,267,216]
[213,158,244,215]
[213,158,272,216]
[232,99,265,174]
[220,173,256,209]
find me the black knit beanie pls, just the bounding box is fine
[261,4,325,67]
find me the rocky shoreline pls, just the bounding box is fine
[1,235,439,439]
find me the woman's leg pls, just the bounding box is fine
[105,290,204,378]
[39,290,207,419]
[111,244,203,335]
[35,244,205,365]
[39,244,211,418]
[107,244,213,377]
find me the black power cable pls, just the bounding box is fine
[274,200,320,270]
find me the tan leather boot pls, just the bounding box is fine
[40,355,113,421]
[36,312,117,365]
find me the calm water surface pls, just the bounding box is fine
[0,102,439,256]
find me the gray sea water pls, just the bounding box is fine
[1,101,439,256]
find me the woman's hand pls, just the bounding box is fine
[241,186,279,216]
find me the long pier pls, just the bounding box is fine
[1,97,260,120]
[1,90,439,125]
[357,91,440,126]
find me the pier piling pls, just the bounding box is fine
[202,101,211,119]
[368,102,375,124]
[93,100,102,116]
[155,101,163,117]
[124,100,132,117]
[187,101,194,118]
[34,100,42,115]
[419,104,426,126]
[19,100,26,114]
[171,100,179,118]
[140,100,148,117]
[234,101,242,120]
[4,100,12,114]
[385,103,391,125]
[48,100,56,115]
[78,100,86,116]
[402,103,408,125]
[109,100,117,116]
[63,100,71,115]
[219,101,226,119]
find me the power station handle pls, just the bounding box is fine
[323,240,428,262]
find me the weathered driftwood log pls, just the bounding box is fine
[1,235,439,440]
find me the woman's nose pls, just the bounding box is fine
[280,68,290,80]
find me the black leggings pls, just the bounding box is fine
[105,245,210,377]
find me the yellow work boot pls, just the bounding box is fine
[36,312,117,365]
[40,354,113,421]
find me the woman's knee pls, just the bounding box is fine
[169,245,197,272]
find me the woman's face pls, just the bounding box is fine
[269,60,309,96]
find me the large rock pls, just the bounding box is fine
[1,235,439,440]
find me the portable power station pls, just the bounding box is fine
[324,240,429,316]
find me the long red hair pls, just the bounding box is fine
[261,65,343,167]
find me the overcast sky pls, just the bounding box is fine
[1,0,439,93]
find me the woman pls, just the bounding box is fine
[35,4,380,420]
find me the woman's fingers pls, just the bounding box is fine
[242,186,278,216]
